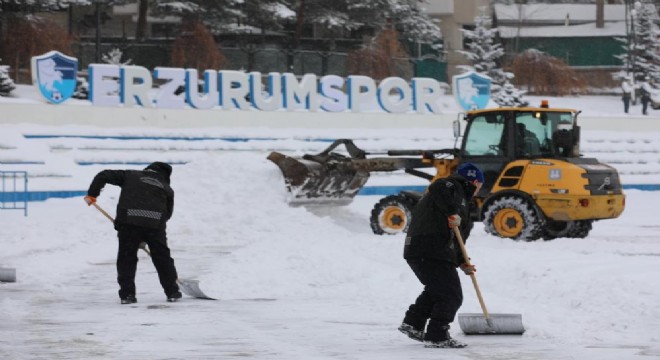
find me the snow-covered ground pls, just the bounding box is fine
[1,88,660,359]
[1,153,659,359]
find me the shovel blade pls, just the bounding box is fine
[177,278,216,300]
[458,313,525,335]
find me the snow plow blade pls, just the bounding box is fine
[267,139,440,205]
[266,150,370,205]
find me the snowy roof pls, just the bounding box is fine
[495,4,626,25]
[263,3,296,19]
[499,21,627,38]
[131,15,181,24]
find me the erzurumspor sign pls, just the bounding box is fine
[32,51,443,114]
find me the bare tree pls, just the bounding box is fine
[510,49,586,96]
[347,28,412,80]
[171,21,227,72]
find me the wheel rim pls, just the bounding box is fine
[380,206,407,232]
[493,208,524,238]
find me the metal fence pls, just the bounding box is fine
[73,41,446,81]
[0,171,28,216]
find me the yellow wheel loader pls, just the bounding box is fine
[268,103,625,241]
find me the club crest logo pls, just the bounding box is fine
[549,169,562,180]
[452,71,491,111]
[31,51,78,104]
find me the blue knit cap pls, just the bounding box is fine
[457,162,484,183]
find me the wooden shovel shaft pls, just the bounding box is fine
[453,227,491,321]
[93,203,115,224]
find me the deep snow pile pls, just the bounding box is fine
[2,151,659,359]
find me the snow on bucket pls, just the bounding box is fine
[0,267,16,283]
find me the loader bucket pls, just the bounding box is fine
[267,151,370,205]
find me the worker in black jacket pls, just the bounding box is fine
[84,162,182,304]
[398,162,484,348]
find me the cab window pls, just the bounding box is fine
[515,111,574,157]
[464,113,505,156]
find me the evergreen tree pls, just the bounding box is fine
[492,81,528,107]
[156,0,440,48]
[102,48,132,65]
[633,1,660,83]
[458,7,526,106]
[348,0,442,44]
[72,76,88,100]
[155,0,292,34]
[155,0,440,72]
[0,59,16,96]
[492,0,603,3]
[0,0,90,13]
[615,1,660,83]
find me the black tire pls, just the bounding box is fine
[567,220,593,238]
[483,196,545,241]
[370,194,416,235]
[542,220,575,240]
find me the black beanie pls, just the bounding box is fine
[145,162,173,179]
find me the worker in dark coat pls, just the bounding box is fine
[398,162,484,348]
[84,162,181,304]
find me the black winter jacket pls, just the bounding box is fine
[403,174,475,265]
[87,169,174,230]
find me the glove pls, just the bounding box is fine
[84,195,96,206]
[460,263,476,275]
[448,214,461,228]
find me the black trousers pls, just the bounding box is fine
[642,99,649,115]
[623,96,630,113]
[403,258,463,341]
[116,225,179,299]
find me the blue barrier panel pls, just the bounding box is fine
[0,190,87,202]
[0,171,28,216]
[24,134,337,143]
[357,185,426,196]
[622,184,660,191]
[77,161,188,166]
[0,161,45,165]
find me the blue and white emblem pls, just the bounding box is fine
[452,71,491,111]
[31,51,78,104]
[549,169,562,180]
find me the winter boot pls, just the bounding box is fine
[423,325,467,348]
[120,295,137,305]
[167,291,182,302]
[398,322,424,342]
[424,338,467,348]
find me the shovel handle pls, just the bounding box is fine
[453,227,491,322]
[93,203,115,224]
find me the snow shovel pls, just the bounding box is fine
[453,227,524,335]
[91,203,216,300]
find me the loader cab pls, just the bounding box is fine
[460,106,580,196]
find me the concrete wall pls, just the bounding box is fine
[0,103,455,129]
[2,102,659,132]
